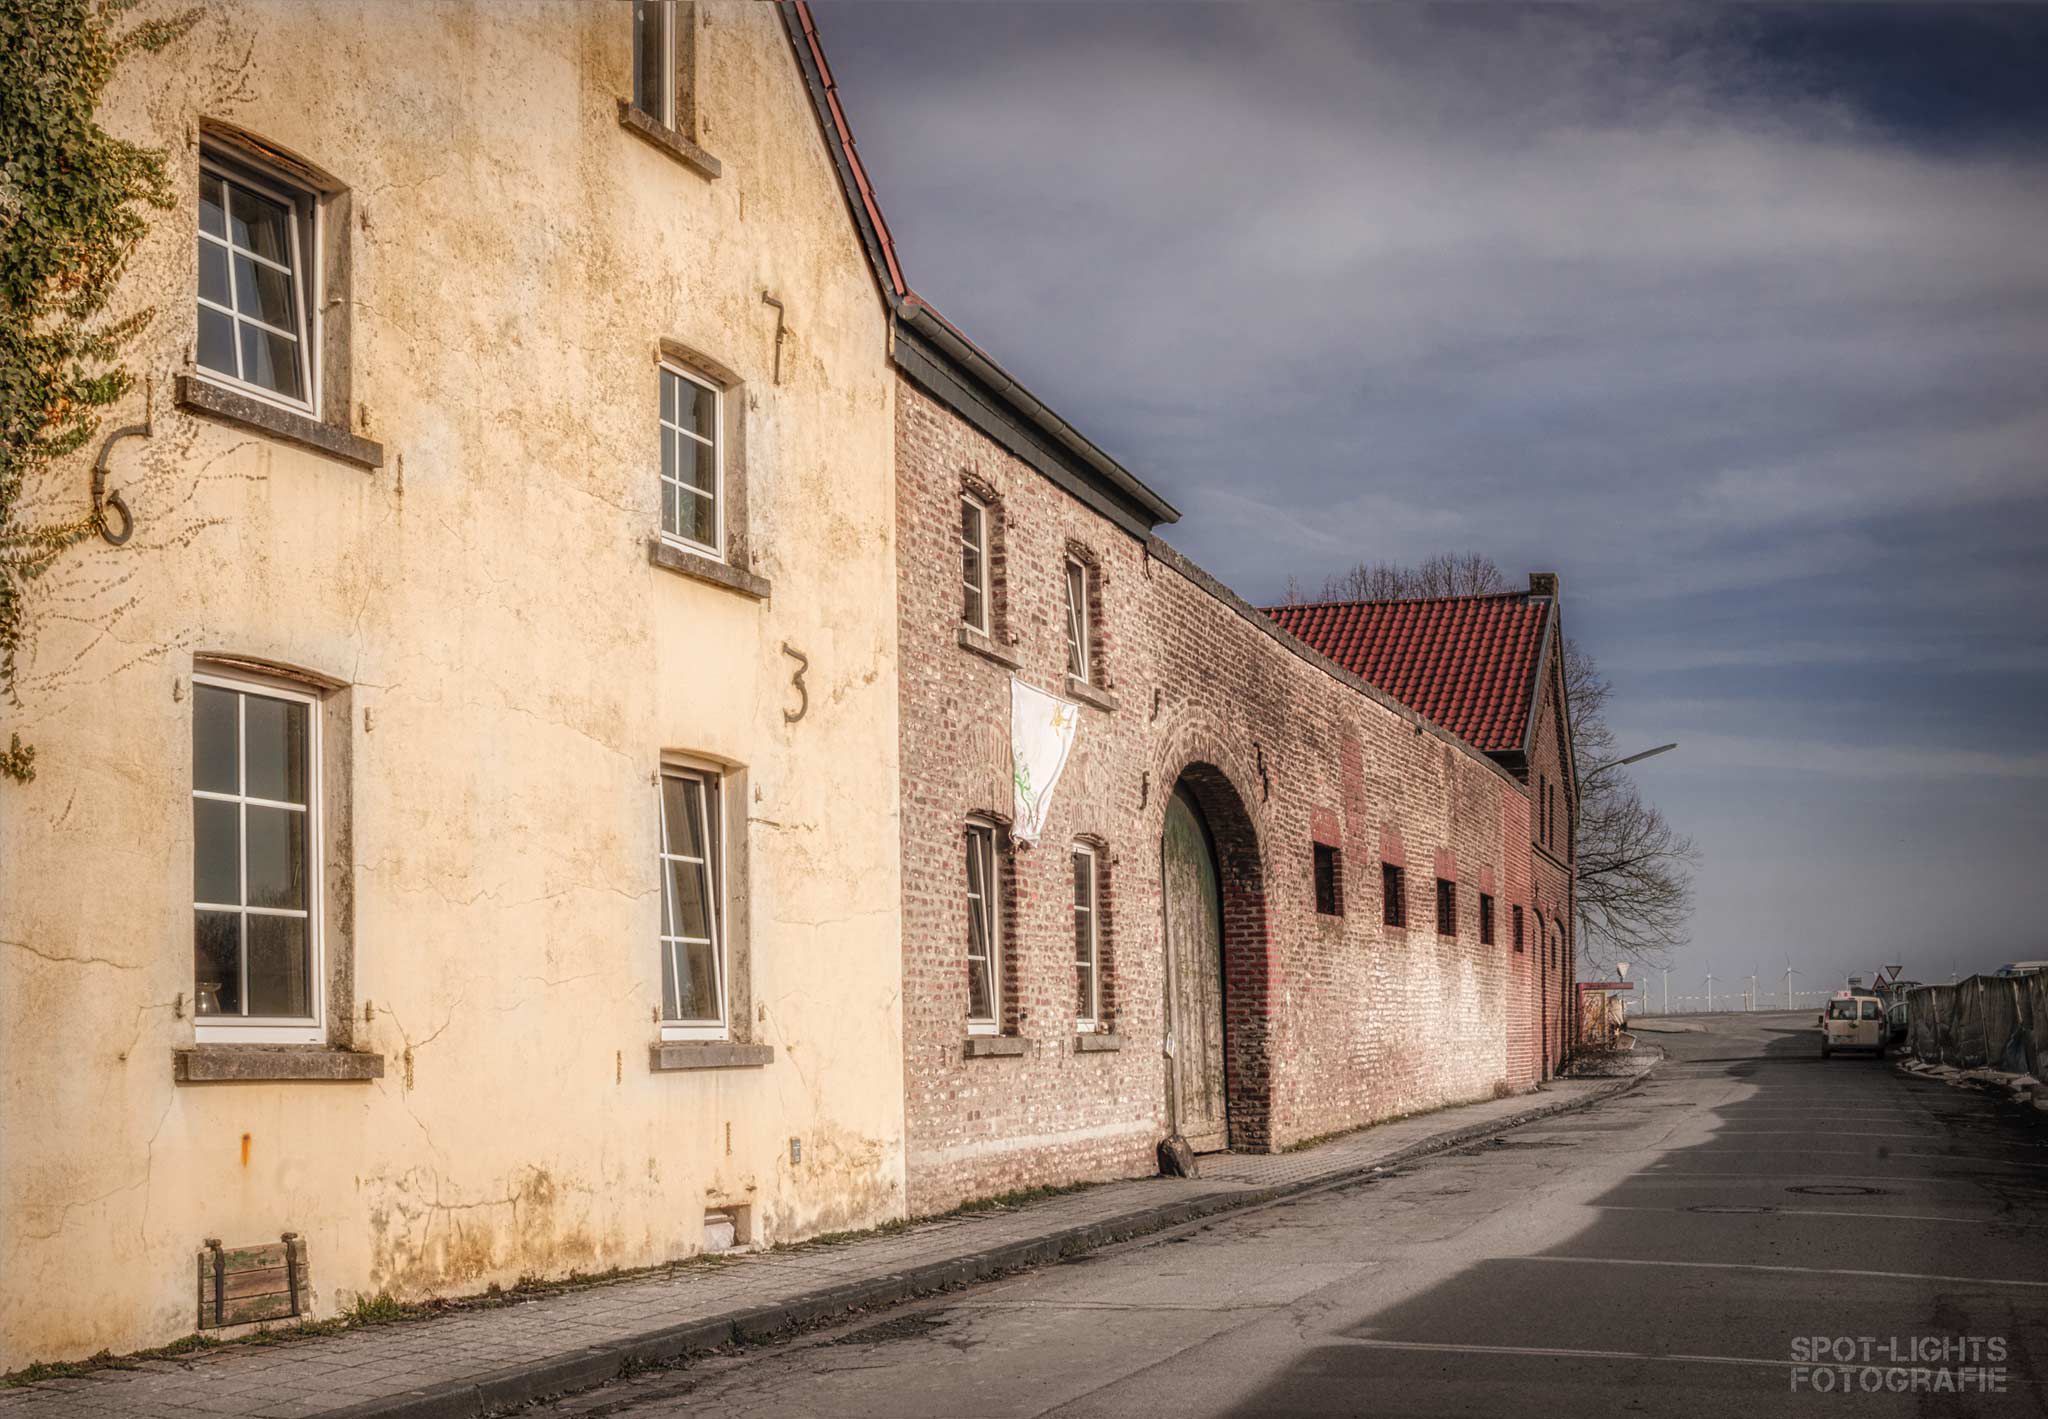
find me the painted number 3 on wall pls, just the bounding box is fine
[781,643,808,724]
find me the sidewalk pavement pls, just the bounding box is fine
[2,1072,1647,1419]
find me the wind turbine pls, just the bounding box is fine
[1706,973,1716,1013]
[1784,959,1801,1010]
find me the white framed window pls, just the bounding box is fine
[659,363,723,558]
[1073,844,1100,1029]
[659,764,727,1039]
[632,0,677,128]
[191,673,322,1043]
[1064,558,1091,682]
[961,493,990,633]
[197,153,318,415]
[965,821,1001,1034]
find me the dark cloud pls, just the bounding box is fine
[818,2,2048,988]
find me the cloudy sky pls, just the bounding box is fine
[818,2,2048,1001]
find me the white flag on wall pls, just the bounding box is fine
[1010,677,1080,846]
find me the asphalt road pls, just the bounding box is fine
[545,1012,2048,1417]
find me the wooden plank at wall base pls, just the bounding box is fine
[222,1265,292,1301]
[198,1235,309,1328]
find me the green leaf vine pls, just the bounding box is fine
[0,0,195,782]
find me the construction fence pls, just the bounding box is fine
[1905,974,2048,1077]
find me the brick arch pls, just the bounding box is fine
[1151,724,1275,1152]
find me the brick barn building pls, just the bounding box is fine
[1268,591,1581,1081]
[789,4,1577,1214]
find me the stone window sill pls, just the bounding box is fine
[963,1035,1026,1059]
[1074,1032,1122,1053]
[173,1046,384,1084]
[176,375,383,470]
[650,538,771,601]
[957,625,1021,670]
[1064,676,1117,713]
[618,101,722,180]
[650,1041,774,1072]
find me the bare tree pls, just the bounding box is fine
[1564,642,1696,974]
[1278,556,1696,974]
[1286,551,1509,604]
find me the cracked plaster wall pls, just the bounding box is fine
[0,1,906,1367]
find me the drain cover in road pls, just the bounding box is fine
[1788,1184,1885,1196]
[1689,1204,1776,1214]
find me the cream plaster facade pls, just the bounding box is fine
[0,1,904,1367]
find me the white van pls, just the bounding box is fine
[1820,991,1886,1058]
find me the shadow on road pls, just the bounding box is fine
[1225,1017,2048,1416]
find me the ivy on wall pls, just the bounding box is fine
[0,0,193,782]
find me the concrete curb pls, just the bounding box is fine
[325,1071,1650,1418]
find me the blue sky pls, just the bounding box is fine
[817,2,2048,997]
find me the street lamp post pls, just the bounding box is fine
[1582,743,1679,783]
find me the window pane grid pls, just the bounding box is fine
[658,771,724,1029]
[195,165,308,406]
[191,681,314,1025]
[1064,561,1089,681]
[961,497,989,632]
[659,367,721,554]
[966,826,998,1027]
[1073,848,1098,1024]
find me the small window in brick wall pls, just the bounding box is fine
[1313,843,1342,916]
[961,493,991,633]
[965,821,1003,1033]
[1436,877,1456,937]
[1480,892,1495,946]
[1073,843,1101,1027]
[1064,556,1092,684]
[1512,903,1525,952]
[1381,863,1406,927]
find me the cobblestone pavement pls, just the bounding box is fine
[0,1078,1630,1419]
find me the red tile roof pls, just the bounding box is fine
[1265,594,1551,755]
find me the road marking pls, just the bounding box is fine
[1689,1146,2048,1166]
[1640,1170,2048,1189]
[1515,1255,2048,1289]
[1593,1203,2048,1228]
[1335,1337,1799,1372]
[1716,1131,2046,1147]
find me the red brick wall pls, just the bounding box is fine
[1525,651,1576,1074]
[897,378,1544,1214]
[1501,789,1539,1083]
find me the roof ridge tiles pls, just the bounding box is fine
[1260,591,1533,613]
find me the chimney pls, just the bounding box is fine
[1528,572,1559,599]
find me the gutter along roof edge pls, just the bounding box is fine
[896,301,1181,527]
[780,2,1179,530]
[1144,538,1531,792]
[780,4,1529,788]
